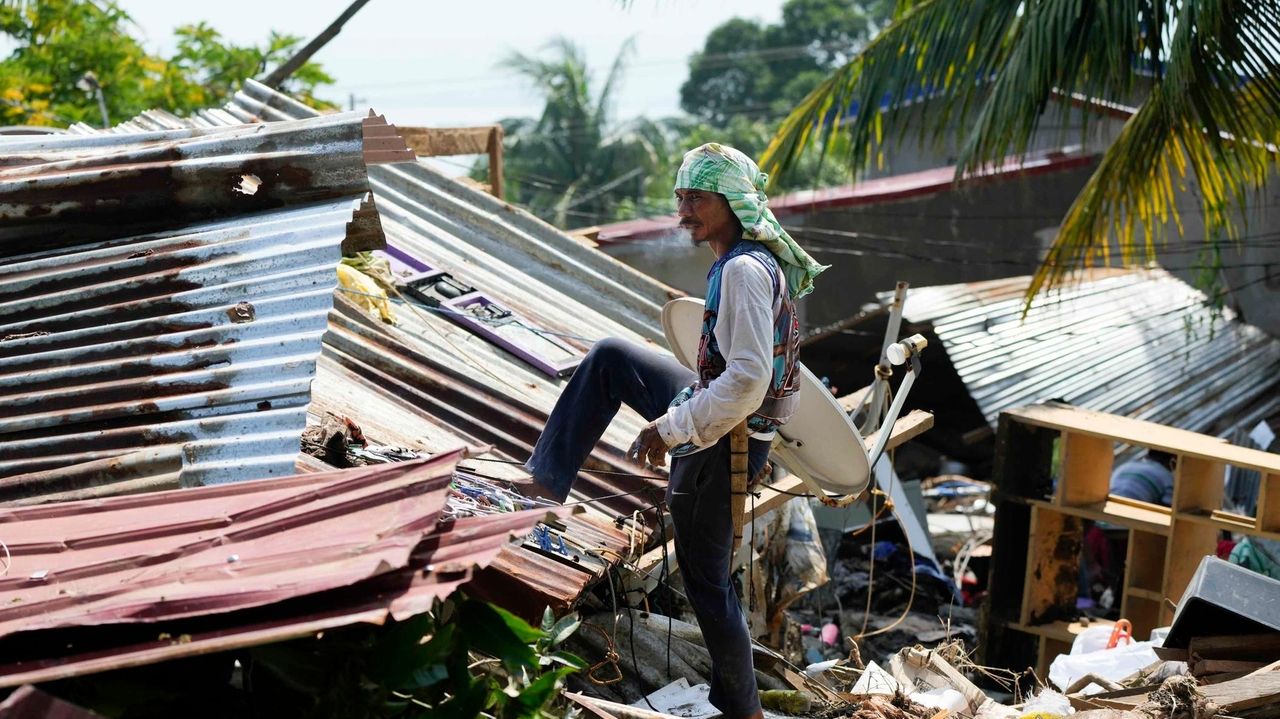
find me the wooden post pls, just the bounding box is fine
[487,125,505,201]
[729,422,749,546]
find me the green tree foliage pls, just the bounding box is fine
[488,37,670,228]
[679,0,892,127]
[761,0,1280,307]
[0,0,335,128]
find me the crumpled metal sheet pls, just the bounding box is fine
[0,112,402,495]
[0,453,460,639]
[0,456,571,688]
[56,82,662,616]
[890,268,1280,436]
[0,113,377,254]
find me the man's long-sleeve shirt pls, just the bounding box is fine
[654,255,781,451]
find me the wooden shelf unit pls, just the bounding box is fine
[980,404,1280,678]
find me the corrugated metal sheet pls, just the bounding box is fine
[58,81,673,614]
[0,112,394,494]
[892,269,1280,436]
[0,454,568,687]
[188,83,675,507]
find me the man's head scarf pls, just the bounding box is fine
[675,143,829,300]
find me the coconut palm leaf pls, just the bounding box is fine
[760,0,1280,307]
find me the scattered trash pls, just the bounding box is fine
[850,661,899,696]
[630,678,718,718]
[1019,688,1073,717]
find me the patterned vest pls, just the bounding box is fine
[669,240,801,456]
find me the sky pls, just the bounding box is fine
[118,0,787,128]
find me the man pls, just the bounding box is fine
[519,144,826,719]
[1109,450,1176,506]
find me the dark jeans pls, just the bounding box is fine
[525,338,767,717]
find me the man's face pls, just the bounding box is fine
[675,188,738,245]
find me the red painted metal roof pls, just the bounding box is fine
[593,150,1097,244]
[0,454,572,687]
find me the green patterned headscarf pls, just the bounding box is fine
[675,143,828,300]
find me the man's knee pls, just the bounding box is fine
[584,337,631,366]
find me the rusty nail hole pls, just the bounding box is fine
[128,249,154,259]
[227,301,256,324]
[257,401,272,411]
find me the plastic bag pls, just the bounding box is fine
[1048,641,1159,694]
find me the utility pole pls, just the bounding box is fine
[76,72,109,129]
[347,92,368,112]
[260,0,374,89]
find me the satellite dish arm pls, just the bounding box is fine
[865,335,926,468]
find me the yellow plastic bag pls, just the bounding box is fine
[336,263,394,323]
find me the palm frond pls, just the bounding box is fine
[594,36,636,132]
[763,0,1280,307]
[1030,1,1280,305]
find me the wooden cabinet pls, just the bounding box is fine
[980,404,1280,677]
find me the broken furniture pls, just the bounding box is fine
[981,403,1280,676]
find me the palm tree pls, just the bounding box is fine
[759,1,1280,305]
[496,37,670,228]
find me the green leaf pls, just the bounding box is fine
[459,599,543,671]
[540,606,556,633]
[549,614,581,647]
[511,666,575,716]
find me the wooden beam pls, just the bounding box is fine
[1003,404,1280,474]
[487,125,505,200]
[398,126,493,157]
[626,409,934,591]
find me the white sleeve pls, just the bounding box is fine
[656,256,775,447]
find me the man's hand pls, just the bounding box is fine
[629,421,669,469]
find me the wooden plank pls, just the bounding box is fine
[1173,456,1225,514]
[1171,510,1280,542]
[397,126,493,157]
[1162,517,1219,608]
[1199,667,1280,711]
[1119,594,1160,641]
[1019,506,1083,625]
[1193,659,1267,675]
[1003,404,1280,474]
[837,385,872,414]
[1124,530,1167,593]
[1025,498,1171,535]
[1058,431,1113,506]
[1008,619,1093,642]
[1259,473,1280,533]
[1190,634,1280,661]
[1036,637,1072,680]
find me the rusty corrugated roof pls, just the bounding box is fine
[0,454,569,687]
[29,81,662,618]
[0,112,412,497]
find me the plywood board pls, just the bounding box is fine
[1004,404,1280,474]
[1058,432,1113,506]
[1162,518,1219,607]
[1173,456,1225,514]
[1020,506,1083,625]
[1259,473,1280,533]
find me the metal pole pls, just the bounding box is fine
[861,281,909,434]
[94,87,109,129]
[260,0,373,89]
